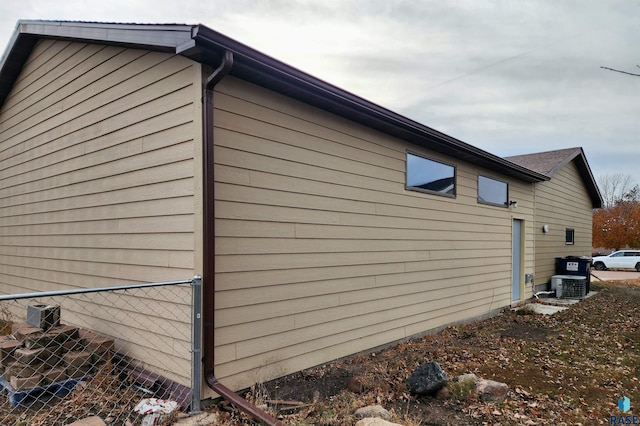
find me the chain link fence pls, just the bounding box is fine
[0,277,200,426]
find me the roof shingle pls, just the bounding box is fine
[506,147,602,208]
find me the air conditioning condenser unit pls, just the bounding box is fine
[551,275,587,299]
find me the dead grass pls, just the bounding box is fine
[14,280,632,424]
[0,303,13,336]
[202,279,640,425]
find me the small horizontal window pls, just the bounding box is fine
[478,175,508,207]
[406,152,456,197]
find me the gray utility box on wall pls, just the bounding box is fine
[26,304,60,330]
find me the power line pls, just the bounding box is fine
[600,66,640,77]
[425,31,586,90]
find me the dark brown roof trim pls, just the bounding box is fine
[0,20,549,183]
[187,25,548,183]
[506,147,602,208]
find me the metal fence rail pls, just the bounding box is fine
[0,276,200,426]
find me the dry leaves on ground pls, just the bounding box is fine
[209,279,640,425]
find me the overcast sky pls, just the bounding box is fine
[1,0,639,189]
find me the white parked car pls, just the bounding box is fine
[591,250,640,271]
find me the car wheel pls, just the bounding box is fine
[636,263,640,272]
[593,262,606,271]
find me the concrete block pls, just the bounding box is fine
[5,361,46,378]
[85,336,114,354]
[41,351,62,369]
[25,332,58,350]
[63,351,93,368]
[3,362,25,380]
[62,338,84,353]
[10,374,42,391]
[47,325,79,342]
[42,367,67,384]
[0,339,22,350]
[26,305,60,330]
[14,347,44,364]
[14,326,44,342]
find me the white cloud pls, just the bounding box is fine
[1,0,640,185]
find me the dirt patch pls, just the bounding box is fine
[498,318,551,341]
[264,366,353,403]
[207,281,640,425]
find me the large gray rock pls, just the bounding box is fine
[475,379,509,402]
[455,373,478,383]
[355,419,404,426]
[406,361,448,395]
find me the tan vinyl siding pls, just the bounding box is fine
[533,161,593,284]
[213,76,535,390]
[0,40,201,386]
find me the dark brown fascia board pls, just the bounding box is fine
[572,150,603,209]
[541,147,602,209]
[0,34,37,102]
[509,147,602,209]
[0,20,548,183]
[188,25,548,184]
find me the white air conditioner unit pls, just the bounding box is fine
[551,275,587,299]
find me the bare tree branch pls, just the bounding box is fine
[600,66,640,77]
[598,173,636,208]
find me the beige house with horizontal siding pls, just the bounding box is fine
[0,21,600,411]
[507,148,602,288]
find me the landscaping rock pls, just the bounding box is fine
[67,416,106,426]
[406,361,448,395]
[354,405,391,420]
[172,412,219,425]
[455,373,478,383]
[355,418,404,426]
[475,379,509,402]
[450,373,508,402]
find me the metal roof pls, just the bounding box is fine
[0,20,551,183]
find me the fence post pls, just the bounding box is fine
[191,275,203,414]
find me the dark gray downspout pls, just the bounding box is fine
[201,50,283,426]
